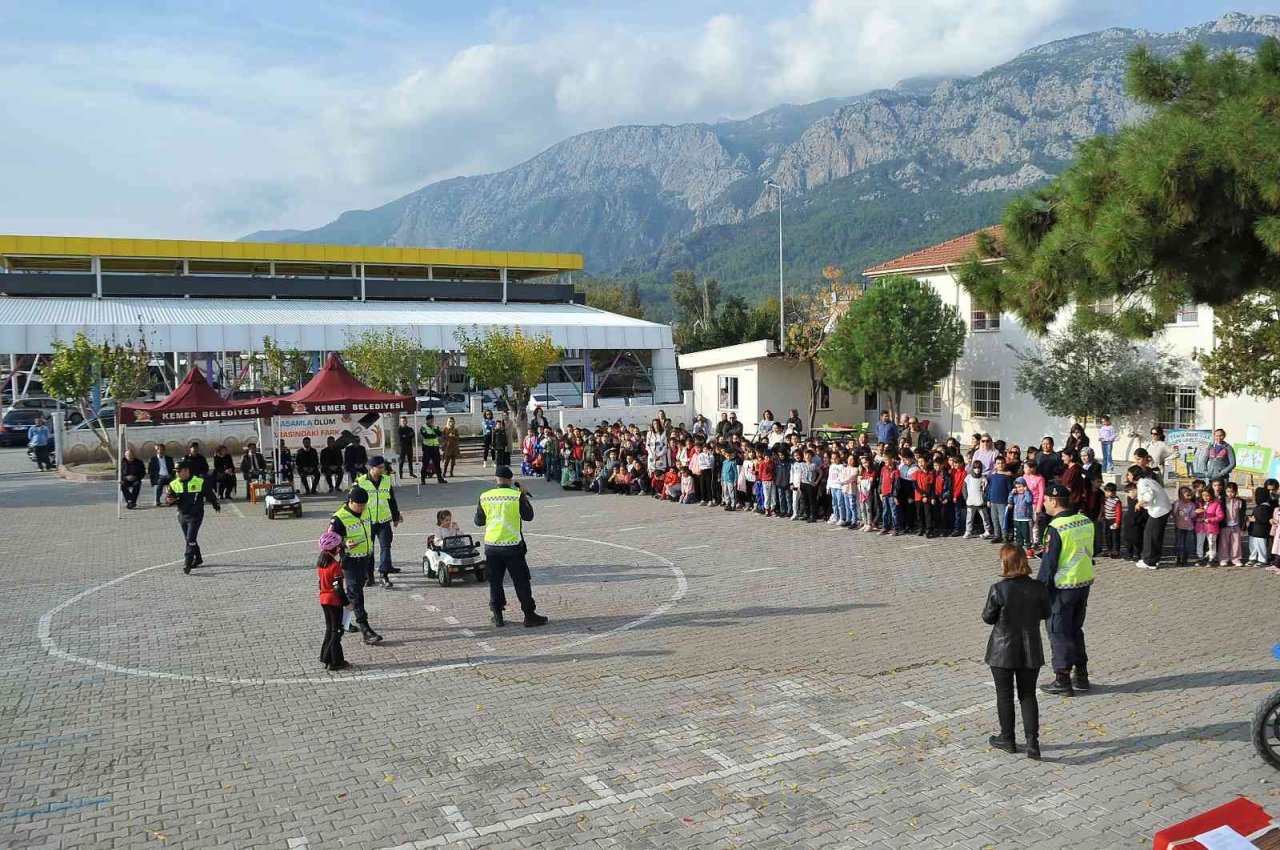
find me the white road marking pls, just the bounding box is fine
[676,544,711,550]
[808,723,852,745]
[226,501,245,519]
[410,594,424,601]
[37,532,688,685]
[460,629,476,638]
[614,526,645,532]
[578,513,604,519]
[477,642,496,653]
[901,544,929,551]
[742,567,777,574]
[376,700,995,849]
[442,616,461,626]
[902,700,943,719]
[581,775,612,797]
[440,805,472,832]
[286,838,309,849]
[701,748,737,768]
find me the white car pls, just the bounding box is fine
[1,397,83,424]
[526,393,564,412]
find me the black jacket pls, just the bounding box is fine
[296,447,319,472]
[182,453,210,477]
[240,451,266,478]
[320,446,342,469]
[148,454,175,485]
[982,576,1050,669]
[120,457,145,484]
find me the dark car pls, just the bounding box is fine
[0,409,44,447]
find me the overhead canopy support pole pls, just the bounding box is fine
[93,256,102,299]
[359,264,366,302]
[501,267,508,304]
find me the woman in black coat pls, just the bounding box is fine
[982,544,1051,759]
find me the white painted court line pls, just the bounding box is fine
[442,616,461,626]
[425,605,440,612]
[578,513,604,519]
[676,544,711,550]
[440,805,472,831]
[902,700,943,720]
[377,700,994,850]
[742,567,778,574]
[901,544,929,551]
[460,629,476,638]
[409,594,424,601]
[808,723,853,745]
[226,501,245,519]
[286,838,309,849]
[701,748,737,768]
[477,642,496,653]
[581,775,612,797]
[614,526,645,532]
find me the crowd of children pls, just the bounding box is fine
[512,413,1280,570]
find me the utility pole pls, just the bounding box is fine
[764,180,785,352]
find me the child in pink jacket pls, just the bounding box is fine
[1021,460,1046,548]
[1194,488,1224,566]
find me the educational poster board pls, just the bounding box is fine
[1233,442,1274,476]
[274,414,385,451]
[1167,429,1212,478]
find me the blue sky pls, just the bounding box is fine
[0,1,1270,240]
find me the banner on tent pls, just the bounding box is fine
[275,414,385,450]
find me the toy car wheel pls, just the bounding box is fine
[422,556,431,578]
[293,506,302,517]
[267,508,275,519]
[437,564,452,587]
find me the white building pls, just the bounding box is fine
[861,228,1280,453]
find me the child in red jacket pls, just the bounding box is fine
[317,532,349,671]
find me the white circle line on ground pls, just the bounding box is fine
[36,532,687,686]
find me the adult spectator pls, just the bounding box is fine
[875,411,899,446]
[1005,444,1022,470]
[757,409,777,440]
[691,414,710,439]
[491,416,512,468]
[767,421,787,448]
[982,544,1050,759]
[344,438,369,483]
[211,445,236,499]
[907,418,934,453]
[396,416,415,479]
[723,412,744,439]
[418,414,446,484]
[1060,450,1085,509]
[786,408,804,434]
[1198,428,1236,482]
[1078,448,1103,486]
[1132,465,1172,570]
[714,412,731,439]
[1063,423,1090,456]
[973,434,998,473]
[148,444,175,507]
[480,409,496,468]
[319,436,344,492]
[1144,426,1172,477]
[183,441,209,478]
[119,447,144,509]
[529,407,550,432]
[27,416,53,470]
[295,436,320,495]
[240,441,266,489]
[1037,483,1096,698]
[1035,437,1064,481]
[645,420,667,462]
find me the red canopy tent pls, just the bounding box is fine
[273,354,416,416]
[119,367,271,425]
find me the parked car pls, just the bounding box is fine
[74,411,117,431]
[527,392,564,412]
[0,409,44,447]
[1,396,82,424]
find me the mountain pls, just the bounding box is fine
[245,13,1280,308]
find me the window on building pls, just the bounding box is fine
[1159,386,1198,430]
[717,376,739,410]
[817,381,832,411]
[1094,296,1117,316]
[971,309,1001,331]
[1164,302,1199,325]
[916,382,943,417]
[971,380,1001,419]
[863,390,878,410]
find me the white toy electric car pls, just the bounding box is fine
[264,484,303,519]
[422,534,486,586]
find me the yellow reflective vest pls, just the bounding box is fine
[333,505,372,557]
[1049,512,1095,589]
[479,487,523,547]
[355,473,393,525]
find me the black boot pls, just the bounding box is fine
[988,735,1017,753]
[1040,671,1075,697]
[182,551,193,575]
[379,572,394,589]
[193,547,203,568]
[361,623,383,644]
[524,612,548,628]
[1073,664,1091,693]
[491,607,504,627]
[1026,737,1041,760]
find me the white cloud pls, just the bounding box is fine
[0,1,1114,239]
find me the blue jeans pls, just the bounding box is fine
[1101,441,1114,472]
[881,495,898,530]
[373,521,394,573]
[775,486,791,516]
[1175,528,1195,559]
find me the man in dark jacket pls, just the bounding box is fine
[148,444,176,507]
[183,442,209,478]
[319,436,343,492]
[239,442,266,489]
[166,460,220,573]
[119,448,145,509]
[295,437,320,495]
[396,417,415,479]
[343,440,368,482]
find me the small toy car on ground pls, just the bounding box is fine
[264,484,303,519]
[422,534,486,586]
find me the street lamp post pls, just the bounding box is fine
[764,180,785,352]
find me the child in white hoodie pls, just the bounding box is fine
[964,461,993,539]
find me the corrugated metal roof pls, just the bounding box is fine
[0,297,671,354]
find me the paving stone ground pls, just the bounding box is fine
[2,448,1279,849]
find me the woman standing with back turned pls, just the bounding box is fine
[982,544,1051,760]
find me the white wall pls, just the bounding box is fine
[689,356,867,434]
[557,392,694,431]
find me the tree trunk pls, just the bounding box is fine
[806,357,819,429]
[886,390,899,422]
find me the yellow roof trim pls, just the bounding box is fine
[0,234,585,272]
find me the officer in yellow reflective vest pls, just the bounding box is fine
[474,465,547,628]
[419,414,447,485]
[166,460,220,574]
[328,487,383,644]
[356,456,402,589]
[1036,482,1095,697]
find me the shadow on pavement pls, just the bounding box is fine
[1100,669,1280,693]
[1047,720,1249,766]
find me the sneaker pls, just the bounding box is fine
[1040,679,1075,697]
[981,533,992,539]
[1134,560,1158,570]
[347,623,359,633]
[386,566,403,574]
[963,532,973,539]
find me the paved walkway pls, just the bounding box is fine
[2,449,1278,848]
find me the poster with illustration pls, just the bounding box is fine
[1167,428,1212,477]
[274,413,386,451]
[1233,442,1274,476]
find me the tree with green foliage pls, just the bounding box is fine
[1196,291,1280,400]
[342,328,440,395]
[1014,326,1173,423]
[820,276,965,419]
[785,280,859,428]
[584,280,644,319]
[43,332,119,461]
[959,38,1280,338]
[453,327,561,436]
[260,337,312,395]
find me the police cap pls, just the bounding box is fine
[346,487,369,504]
[1044,482,1070,500]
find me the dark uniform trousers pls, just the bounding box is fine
[421,446,444,482]
[178,512,203,565]
[373,521,394,574]
[1047,585,1089,673]
[485,545,537,615]
[342,554,374,624]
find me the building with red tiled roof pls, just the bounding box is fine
[862,226,1003,278]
